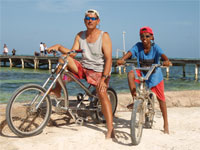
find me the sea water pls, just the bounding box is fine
[0,65,199,103]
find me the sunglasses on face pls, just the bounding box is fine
[140,35,151,38]
[85,16,98,21]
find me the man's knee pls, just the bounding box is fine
[96,88,107,99]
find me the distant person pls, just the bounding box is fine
[40,42,44,56]
[117,26,172,134]
[43,43,48,56]
[3,44,8,56]
[34,51,40,56]
[12,48,16,56]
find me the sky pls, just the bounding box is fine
[0,0,199,58]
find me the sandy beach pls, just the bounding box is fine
[0,90,200,150]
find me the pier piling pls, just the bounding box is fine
[195,64,199,80]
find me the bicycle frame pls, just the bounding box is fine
[131,64,160,96]
[35,50,97,111]
[134,64,162,112]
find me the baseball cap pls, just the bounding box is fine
[140,26,154,35]
[85,9,100,18]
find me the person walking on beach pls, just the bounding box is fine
[47,9,114,139]
[117,26,172,134]
[3,44,9,56]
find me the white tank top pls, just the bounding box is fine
[79,30,104,72]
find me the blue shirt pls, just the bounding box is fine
[129,42,164,88]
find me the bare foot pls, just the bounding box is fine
[164,126,169,134]
[106,129,115,139]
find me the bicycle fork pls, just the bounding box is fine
[32,62,68,110]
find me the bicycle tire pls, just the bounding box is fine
[145,92,155,129]
[6,84,52,137]
[130,99,144,145]
[92,87,118,123]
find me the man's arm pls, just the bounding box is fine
[47,44,71,54]
[101,32,112,78]
[161,54,172,66]
[70,32,82,57]
[97,32,112,92]
[116,51,132,66]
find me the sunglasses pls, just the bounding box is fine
[85,16,98,21]
[140,35,151,38]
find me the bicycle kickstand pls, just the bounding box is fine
[75,117,84,126]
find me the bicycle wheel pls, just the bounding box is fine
[145,92,155,128]
[130,99,144,145]
[92,87,118,123]
[6,84,52,137]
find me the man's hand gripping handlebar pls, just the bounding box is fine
[49,49,84,55]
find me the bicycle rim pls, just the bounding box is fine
[130,100,144,145]
[6,84,52,137]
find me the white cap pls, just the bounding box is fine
[85,9,100,18]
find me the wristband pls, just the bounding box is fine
[102,75,109,79]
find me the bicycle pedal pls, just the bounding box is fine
[75,117,84,126]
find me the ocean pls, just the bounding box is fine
[0,64,200,104]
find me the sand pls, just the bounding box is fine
[0,90,200,150]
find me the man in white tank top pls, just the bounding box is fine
[47,9,114,139]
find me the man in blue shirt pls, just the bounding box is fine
[117,26,172,134]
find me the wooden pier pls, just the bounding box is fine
[0,55,200,80]
[0,55,58,70]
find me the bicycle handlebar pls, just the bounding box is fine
[134,64,161,81]
[50,49,84,55]
[118,63,169,81]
